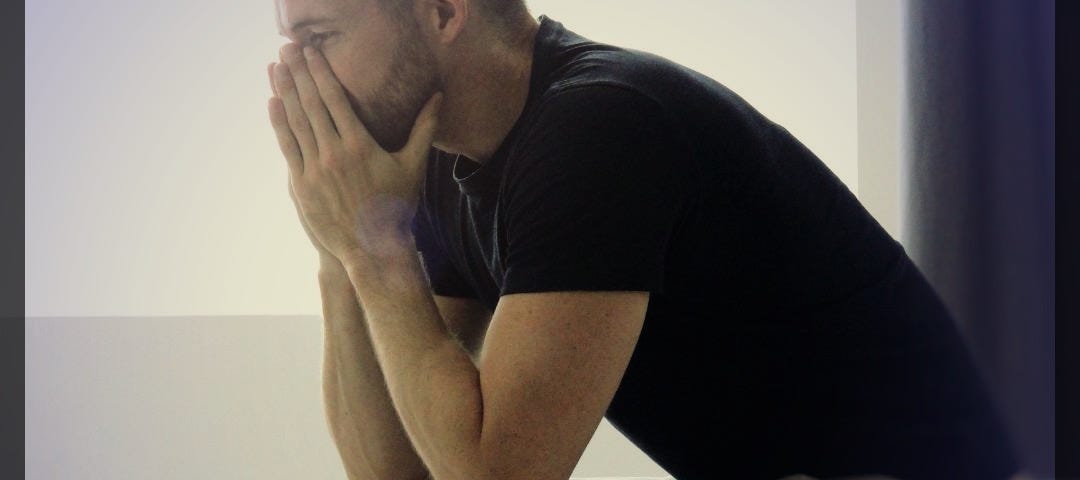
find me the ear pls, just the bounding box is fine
[414,0,469,45]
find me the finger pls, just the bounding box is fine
[288,177,303,214]
[268,62,279,97]
[397,91,443,174]
[303,45,373,149]
[268,96,304,177]
[281,43,339,148]
[274,61,319,167]
[287,179,309,233]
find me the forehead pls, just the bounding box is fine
[275,0,357,35]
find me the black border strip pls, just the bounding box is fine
[3,0,26,477]
[1056,0,1079,477]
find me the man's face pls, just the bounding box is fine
[275,0,442,152]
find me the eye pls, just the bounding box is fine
[306,32,332,46]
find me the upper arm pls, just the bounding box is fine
[433,294,492,364]
[474,290,648,480]
[499,85,688,296]
[467,86,683,479]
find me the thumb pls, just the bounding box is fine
[398,91,443,172]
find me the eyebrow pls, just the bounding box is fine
[278,16,334,36]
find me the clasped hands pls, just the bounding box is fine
[267,42,443,265]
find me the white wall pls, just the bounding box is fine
[25,0,858,318]
[856,0,907,243]
[25,0,885,478]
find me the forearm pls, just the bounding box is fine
[319,265,430,480]
[343,241,486,480]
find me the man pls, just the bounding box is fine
[266,0,1025,479]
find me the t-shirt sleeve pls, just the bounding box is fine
[411,154,479,299]
[499,85,689,296]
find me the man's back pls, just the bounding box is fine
[412,15,1020,480]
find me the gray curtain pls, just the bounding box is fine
[904,0,1055,477]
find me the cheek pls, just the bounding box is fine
[325,50,381,97]
[320,57,362,101]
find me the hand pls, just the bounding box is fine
[266,42,443,264]
[268,60,345,273]
[291,175,345,272]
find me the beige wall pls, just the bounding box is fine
[25,0,859,318]
[24,0,893,478]
[856,0,907,243]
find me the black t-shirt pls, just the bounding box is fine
[411,15,1021,480]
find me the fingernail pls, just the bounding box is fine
[303,46,314,58]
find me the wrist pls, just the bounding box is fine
[342,236,420,292]
[341,234,417,272]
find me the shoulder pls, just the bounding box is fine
[543,39,689,99]
[512,83,686,168]
[499,82,695,215]
[500,83,692,202]
[534,40,687,123]
[535,82,671,126]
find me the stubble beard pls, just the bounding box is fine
[356,21,441,153]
